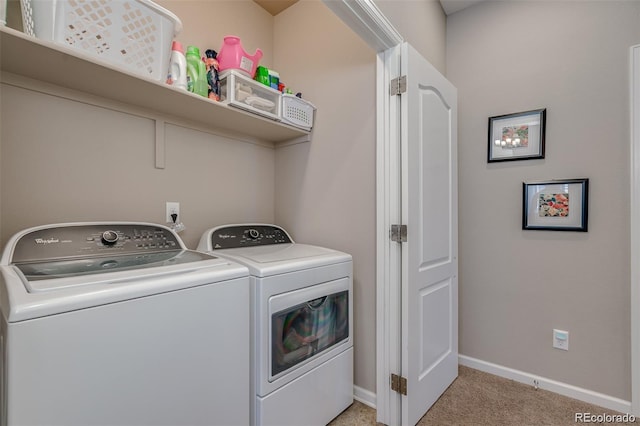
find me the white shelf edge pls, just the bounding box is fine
[0,26,311,145]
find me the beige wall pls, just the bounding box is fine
[447,0,640,399]
[0,85,276,248]
[375,0,446,74]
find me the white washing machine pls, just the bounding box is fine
[197,224,353,426]
[0,222,251,426]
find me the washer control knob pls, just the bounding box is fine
[101,230,119,245]
[248,229,260,240]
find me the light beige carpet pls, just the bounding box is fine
[329,366,636,425]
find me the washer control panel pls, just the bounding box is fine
[210,224,292,250]
[11,224,182,263]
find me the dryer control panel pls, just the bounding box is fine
[210,224,292,249]
[10,223,182,263]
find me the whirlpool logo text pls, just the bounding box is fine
[34,238,60,245]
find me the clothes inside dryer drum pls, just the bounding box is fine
[271,290,349,376]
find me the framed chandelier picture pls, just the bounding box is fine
[488,108,546,162]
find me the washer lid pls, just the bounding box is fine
[214,243,352,277]
[14,250,216,292]
[0,255,248,322]
[1,222,227,293]
[226,243,333,263]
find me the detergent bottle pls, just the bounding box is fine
[195,56,208,97]
[166,41,187,90]
[186,46,207,96]
[186,45,199,93]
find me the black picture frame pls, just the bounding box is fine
[488,108,546,163]
[522,178,589,232]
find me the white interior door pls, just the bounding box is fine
[401,42,458,426]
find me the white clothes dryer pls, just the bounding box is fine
[0,222,251,426]
[197,224,353,426]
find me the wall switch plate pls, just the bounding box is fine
[553,329,569,350]
[166,202,180,223]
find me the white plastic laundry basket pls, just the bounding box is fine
[21,0,182,81]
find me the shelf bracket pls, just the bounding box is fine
[155,119,165,169]
[276,133,312,148]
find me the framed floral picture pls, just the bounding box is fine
[488,109,546,162]
[522,178,589,231]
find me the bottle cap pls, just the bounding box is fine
[186,45,200,56]
[172,41,184,54]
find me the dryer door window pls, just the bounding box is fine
[271,290,348,377]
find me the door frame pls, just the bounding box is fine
[631,43,640,417]
[376,43,402,425]
[321,1,403,424]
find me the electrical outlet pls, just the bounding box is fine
[553,329,569,351]
[166,202,180,223]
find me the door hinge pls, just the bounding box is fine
[390,75,407,96]
[391,373,407,395]
[390,224,407,243]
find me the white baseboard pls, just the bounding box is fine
[353,385,377,409]
[351,357,631,415]
[459,355,632,414]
